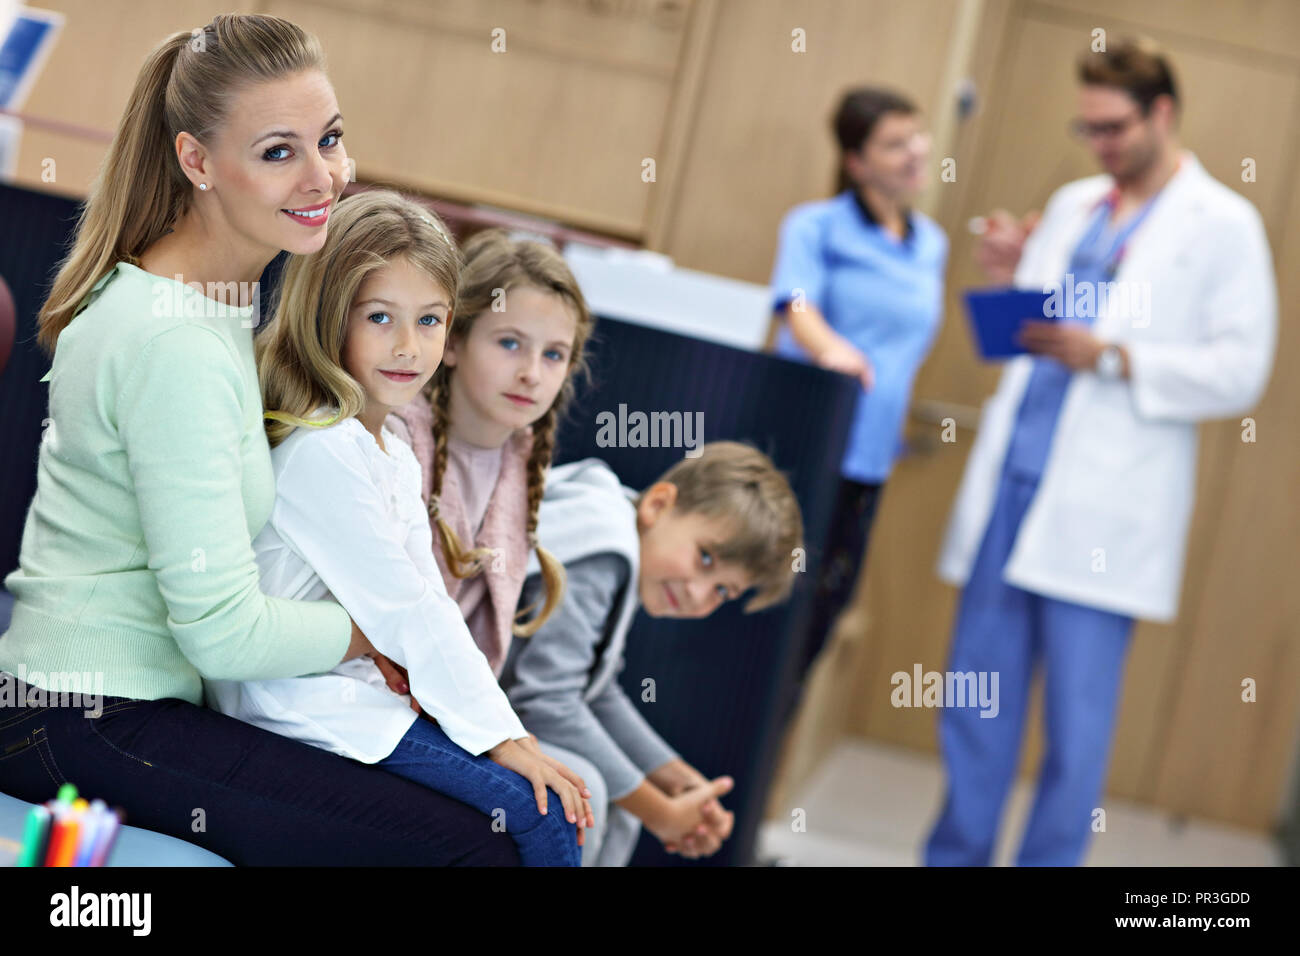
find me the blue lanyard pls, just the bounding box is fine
[1072,187,1165,281]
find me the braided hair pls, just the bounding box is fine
[425,229,594,637]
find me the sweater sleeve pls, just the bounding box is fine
[505,553,648,799]
[587,660,680,776]
[115,325,351,681]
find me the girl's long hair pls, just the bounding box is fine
[36,14,326,355]
[257,189,460,448]
[427,229,594,637]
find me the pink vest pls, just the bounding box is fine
[385,394,534,676]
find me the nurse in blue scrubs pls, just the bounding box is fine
[768,87,948,697]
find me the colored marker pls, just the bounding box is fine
[17,804,51,867]
[43,805,68,866]
[73,800,107,867]
[88,807,124,867]
[52,805,82,866]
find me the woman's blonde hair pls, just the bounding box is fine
[257,189,460,448]
[35,14,326,355]
[427,228,595,637]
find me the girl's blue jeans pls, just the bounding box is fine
[378,717,581,866]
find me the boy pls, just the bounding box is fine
[503,441,804,866]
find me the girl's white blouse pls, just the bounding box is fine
[204,413,528,762]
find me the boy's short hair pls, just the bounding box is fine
[648,441,804,613]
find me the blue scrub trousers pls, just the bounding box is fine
[924,468,1134,866]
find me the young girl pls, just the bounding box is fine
[384,229,612,857]
[204,190,592,866]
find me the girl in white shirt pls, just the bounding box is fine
[204,190,592,866]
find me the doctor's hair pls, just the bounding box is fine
[1078,37,1179,114]
[831,86,918,194]
[35,14,327,355]
[424,228,595,638]
[257,189,460,448]
[642,442,805,614]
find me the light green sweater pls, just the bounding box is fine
[0,262,351,704]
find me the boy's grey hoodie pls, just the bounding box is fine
[502,458,679,799]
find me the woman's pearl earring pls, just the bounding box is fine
[198,183,208,191]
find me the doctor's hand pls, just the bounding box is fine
[816,337,875,390]
[975,208,1041,284]
[1017,320,1104,371]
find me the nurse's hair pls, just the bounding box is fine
[35,14,326,355]
[1077,36,1179,115]
[640,442,805,613]
[425,228,594,638]
[831,86,918,194]
[257,189,459,448]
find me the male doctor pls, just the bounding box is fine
[926,39,1276,866]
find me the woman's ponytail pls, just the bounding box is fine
[36,31,189,354]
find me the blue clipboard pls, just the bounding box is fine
[0,10,64,110]
[962,287,1055,360]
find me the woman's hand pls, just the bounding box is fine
[488,738,591,846]
[368,652,423,713]
[816,337,875,391]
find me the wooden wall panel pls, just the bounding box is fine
[656,0,961,282]
[269,0,698,237]
[10,0,234,197]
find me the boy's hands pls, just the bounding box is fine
[643,776,734,856]
[650,759,735,858]
[648,757,707,795]
[488,738,593,846]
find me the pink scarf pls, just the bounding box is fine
[386,393,534,676]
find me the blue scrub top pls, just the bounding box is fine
[769,190,948,484]
[1003,189,1164,480]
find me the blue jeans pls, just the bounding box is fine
[378,718,581,866]
[0,672,519,865]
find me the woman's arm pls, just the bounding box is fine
[117,325,352,680]
[770,207,873,389]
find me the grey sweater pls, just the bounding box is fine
[501,459,679,799]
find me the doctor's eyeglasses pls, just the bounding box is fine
[1068,109,1146,141]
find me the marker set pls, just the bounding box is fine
[16,783,123,867]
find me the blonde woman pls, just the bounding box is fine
[0,15,517,865]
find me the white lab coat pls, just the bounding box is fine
[936,153,1276,622]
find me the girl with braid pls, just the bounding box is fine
[205,192,593,866]
[383,228,610,858]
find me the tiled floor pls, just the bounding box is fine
[758,738,1284,866]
